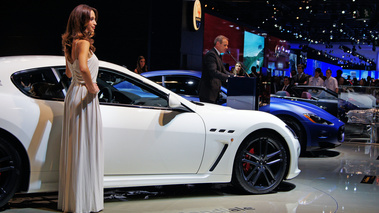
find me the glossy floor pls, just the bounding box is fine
[3,142,379,213]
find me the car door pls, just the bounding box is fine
[11,67,67,186]
[97,69,206,175]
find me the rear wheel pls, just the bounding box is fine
[232,132,288,194]
[0,137,22,208]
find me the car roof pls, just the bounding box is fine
[0,55,65,73]
[0,55,134,76]
[142,70,202,78]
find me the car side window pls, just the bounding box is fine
[308,89,336,99]
[97,68,168,107]
[147,76,163,86]
[163,75,199,96]
[11,67,66,100]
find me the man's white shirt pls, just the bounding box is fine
[309,76,324,86]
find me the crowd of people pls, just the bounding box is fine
[270,65,379,95]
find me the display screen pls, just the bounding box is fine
[243,31,265,74]
[264,35,290,72]
[342,69,377,80]
[304,59,343,77]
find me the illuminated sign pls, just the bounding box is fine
[192,0,201,31]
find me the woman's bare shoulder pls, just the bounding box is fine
[76,39,90,47]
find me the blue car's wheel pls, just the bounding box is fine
[232,132,288,194]
[0,138,22,208]
[277,115,307,155]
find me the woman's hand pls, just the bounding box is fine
[87,82,100,94]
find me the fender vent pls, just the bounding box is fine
[209,128,235,133]
[209,144,228,171]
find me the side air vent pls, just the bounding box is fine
[209,144,228,171]
[209,128,235,134]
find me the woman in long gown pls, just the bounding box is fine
[58,4,103,213]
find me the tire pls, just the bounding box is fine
[277,115,307,155]
[232,132,288,194]
[0,137,22,208]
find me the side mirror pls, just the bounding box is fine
[168,93,182,108]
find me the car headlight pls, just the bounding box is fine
[303,113,333,125]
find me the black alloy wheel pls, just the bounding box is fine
[232,132,288,194]
[0,137,22,208]
[277,115,306,155]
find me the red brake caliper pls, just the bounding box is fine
[243,148,255,172]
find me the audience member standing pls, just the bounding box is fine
[294,64,309,85]
[134,56,148,74]
[308,68,324,86]
[324,69,338,93]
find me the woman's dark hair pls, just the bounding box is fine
[135,56,148,74]
[62,4,98,59]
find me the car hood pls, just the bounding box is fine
[340,92,377,109]
[266,97,339,119]
[193,101,292,138]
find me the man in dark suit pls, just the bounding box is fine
[294,64,309,85]
[281,76,292,91]
[280,76,293,95]
[199,35,232,103]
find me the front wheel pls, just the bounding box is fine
[0,137,22,208]
[232,132,288,194]
[277,115,306,155]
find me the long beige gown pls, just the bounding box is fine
[58,53,104,213]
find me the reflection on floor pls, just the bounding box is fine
[2,142,379,213]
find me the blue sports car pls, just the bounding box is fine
[142,70,345,154]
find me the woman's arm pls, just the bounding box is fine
[77,40,99,94]
[65,62,72,78]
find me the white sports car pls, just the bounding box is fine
[0,55,300,207]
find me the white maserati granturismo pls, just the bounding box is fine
[0,55,300,207]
